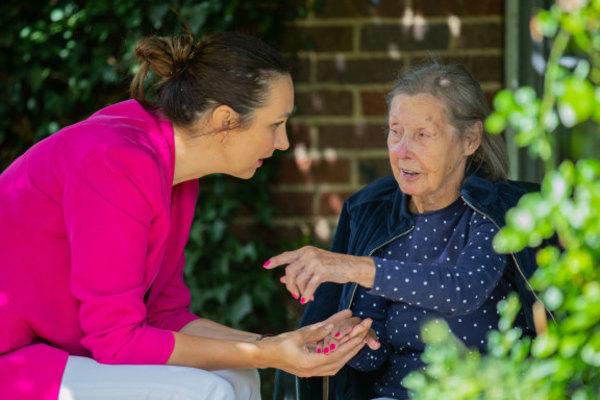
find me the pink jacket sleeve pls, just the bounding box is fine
[146,250,199,332]
[62,146,175,365]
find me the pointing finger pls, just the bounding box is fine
[262,248,304,269]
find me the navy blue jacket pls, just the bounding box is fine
[281,173,548,400]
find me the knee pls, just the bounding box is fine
[165,369,236,400]
[219,368,261,399]
[239,368,261,394]
[197,376,236,400]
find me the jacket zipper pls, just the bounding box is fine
[460,196,555,323]
[322,226,415,400]
[348,226,416,310]
[322,198,553,399]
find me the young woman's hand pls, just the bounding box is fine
[258,309,370,377]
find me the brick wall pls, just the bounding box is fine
[271,0,505,246]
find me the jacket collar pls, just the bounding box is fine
[389,183,414,236]
[387,171,503,233]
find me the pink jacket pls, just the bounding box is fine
[0,100,199,399]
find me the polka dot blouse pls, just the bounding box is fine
[347,198,521,399]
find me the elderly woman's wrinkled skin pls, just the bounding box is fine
[387,94,480,214]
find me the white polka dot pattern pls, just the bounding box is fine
[347,199,519,399]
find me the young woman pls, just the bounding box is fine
[0,31,371,400]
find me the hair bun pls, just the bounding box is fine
[134,35,195,79]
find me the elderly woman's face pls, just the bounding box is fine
[387,93,479,213]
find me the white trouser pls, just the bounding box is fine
[58,355,261,400]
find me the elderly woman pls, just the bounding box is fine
[266,62,546,400]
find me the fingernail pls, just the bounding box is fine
[330,343,336,351]
[300,297,306,304]
[323,347,329,354]
[291,293,299,299]
[263,260,271,267]
[310,298,314,302]
[317,348,322,353]
[334,332,340,338]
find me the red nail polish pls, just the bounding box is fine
[300,297,306,304]
[323,347,329,354]
[334,332,340,338]
[291,293,299,299]
[263,260,271,267]
[317,348,321,353]
[330,343,336,351]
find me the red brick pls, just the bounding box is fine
[318,124,388,149]
[413,0,504,16]
[288,122,312,148]
[317,58,403,84]
[295,90,353,116]
[361,23,450,52]
[319,191,354,216]
[287,57,311,84]
[484,89,501,109]
[316,0,410,18]
[275,157,352,185]
[278,26,354,52]
[270,225,309,247]
[230,222,304,249]
[312,218,340,246]
[271,192,314,217]
[361,91,389,116]
[359,157,392,185]
[456,22,504,49]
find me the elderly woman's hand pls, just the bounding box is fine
[260,309,369,377]
[263,245,376,303]
[313,316,381,355]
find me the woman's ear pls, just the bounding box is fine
[211,105,239,141]
[464,120,483,156]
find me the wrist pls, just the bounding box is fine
[253,335,278,369]
[356,256,375,288]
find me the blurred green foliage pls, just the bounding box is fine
[0,0,299,168]
[406,1,600,398]
[0,0,309,395]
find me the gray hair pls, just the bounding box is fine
[386,61,508,182]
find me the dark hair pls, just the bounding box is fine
[131,31,290,129]
[386,61,509,182]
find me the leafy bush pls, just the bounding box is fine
[405,1,600,398]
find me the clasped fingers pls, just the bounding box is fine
[293,336,366,377]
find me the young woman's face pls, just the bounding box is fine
[387,93,478,213]
[225,75,294,179]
